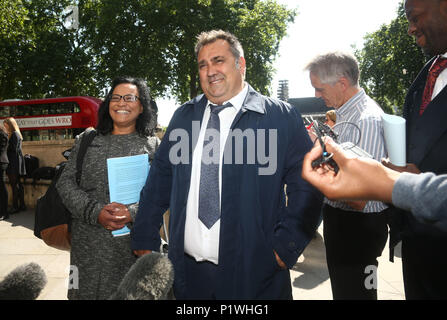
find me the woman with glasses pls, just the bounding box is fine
[56,76,160,300]
[3,117,26,214]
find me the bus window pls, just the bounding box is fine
[5,101,82,117]
[22,130,41,142]
[40,129,50,141]
[0,106,10,117]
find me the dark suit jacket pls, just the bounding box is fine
[131,85,323,299]
[400,56,447,237]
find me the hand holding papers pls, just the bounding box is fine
[107,154,150,237]
[98,202,130,234]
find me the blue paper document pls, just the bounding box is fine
[107,154,149,237]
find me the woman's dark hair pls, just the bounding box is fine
[96,76,158,137]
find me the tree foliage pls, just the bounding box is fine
[0,0,100,100]
[0,0,28,40]
[355,2,427,114]
[0,0,296,103]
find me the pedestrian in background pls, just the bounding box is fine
[154,124,165,140]
[0,123,9,221]
[325,110,336,128]
[3,117,26,214]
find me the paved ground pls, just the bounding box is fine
[0,209,405,300]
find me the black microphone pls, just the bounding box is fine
[0,262,47,300]
[110,252,174,300]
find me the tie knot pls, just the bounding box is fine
[210,102,232,115]
[429,56,447,76]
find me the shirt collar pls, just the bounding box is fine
[206,82,248,113]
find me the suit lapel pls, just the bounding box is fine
[178,95,207,194]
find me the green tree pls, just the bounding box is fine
[0,0,28,100]
[0,0,101,100]
[79,0,176,99]
[80,0,296,102]
[236,0,294,97]
[355,2,426,114]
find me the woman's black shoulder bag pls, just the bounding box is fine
[33,130,97,251]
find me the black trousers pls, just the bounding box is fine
[401,235,447,299]
[323,204,389,300]
[0,164,8,216]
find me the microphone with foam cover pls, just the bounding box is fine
[110,252,174,300]
[0,262,47,300]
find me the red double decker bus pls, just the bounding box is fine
[0,96,102,141]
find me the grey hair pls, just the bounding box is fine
[305,52,360,87]
[195,29,245,61]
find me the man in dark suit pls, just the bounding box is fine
[131,30,322,299]
[383,0,447,299]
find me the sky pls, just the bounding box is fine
[157,0,404,126]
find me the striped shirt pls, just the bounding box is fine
[325,89,388,213]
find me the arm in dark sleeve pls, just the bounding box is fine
[273,107,324,268]
[392,172,447,232]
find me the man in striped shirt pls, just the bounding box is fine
[305,52,389,300]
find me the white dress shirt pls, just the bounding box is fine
[432,52,447,100]
[184,83,249,264]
